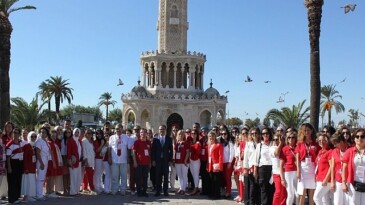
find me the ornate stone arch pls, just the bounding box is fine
[199,110,212,128]
[161,62,168,88]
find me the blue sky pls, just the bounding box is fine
[9,0,365,127]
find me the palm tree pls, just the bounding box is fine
[45,76,74,119]
[266,100,310,129]
[10,96,46,130]
[37,81,53,123]
[348,109,360,128]
[108,108,123,123]
[320,84,345,127]
[305,0,323,131]
[0,0,35,127]
[98,92,117,122]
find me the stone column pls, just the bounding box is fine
[173,67,177,88]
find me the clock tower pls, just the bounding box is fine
[157,0,188,53]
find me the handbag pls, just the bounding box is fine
[353,181,365,192]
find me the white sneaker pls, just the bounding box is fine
[89,191,98,195]
[47,192,59,198]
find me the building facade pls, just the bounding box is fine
[121,0,227,132]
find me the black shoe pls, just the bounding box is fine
[200,192,207,195]
[164,192,169,196]
[154,192,160,197]
[142,193,149,197]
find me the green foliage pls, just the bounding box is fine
[226,117,243,127]
[98,92,117,121]
[320,84,345,126]
[266,100,310,129]
[244,117,260,129]
[60,104,102,121]
[108,108,122,123]
[10,96,46,130]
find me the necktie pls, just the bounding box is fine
[161,136,165,146]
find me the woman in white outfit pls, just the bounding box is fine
[35,127,51,200]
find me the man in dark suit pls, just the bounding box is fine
[151,125,173,196]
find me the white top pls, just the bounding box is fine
[35,138,51,167]
[270,145,280,175]
[108,133,133,163]
[82,138,95,168]
[60,139,67,156]
[223,141,235,163]
[6,140,27,160]
[243,141,257,169]
[354,153,365,183]
[253,142,272,167]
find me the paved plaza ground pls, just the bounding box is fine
[1,178,239,205]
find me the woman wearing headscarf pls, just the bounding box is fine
[21,131,37,202]
[67,128,83,196]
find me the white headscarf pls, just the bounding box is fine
[27,131,37,146]
[73,128,80,141]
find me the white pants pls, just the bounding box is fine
[36,162,48,198]
[21,173,36,197]
[111,163,127,193]
[69,165,82,195]
[102,161,111,192]
[348,183,365,205]
[285,171,297,205]
[175,163,188,191]
[313,181,331,205]
[0,175,7,197]
[93,159,103,192]
[333,181,345,205]
[189,159,201,188]
[170,164,177,189]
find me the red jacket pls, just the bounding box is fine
[207,143,223,172]
[67,138,81,168]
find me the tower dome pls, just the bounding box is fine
[131,80,148,95]
[204,80,220,97]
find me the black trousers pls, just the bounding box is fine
[150,166,156,189]
[136,165,149,194]
[7,159,22,203]
[155,160,169,193]
[208,171,222,199]
[244,172,261,205]
[200,160,210,194]
[258,165,274,205]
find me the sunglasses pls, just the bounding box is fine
[276,130,283,132]
[287,136,296,140]
[273,138,279,141]
[221,133,228,135]
[355,135,365,139]
[262,132,269,135]
[31,135,37,138]
[342,132,350,135]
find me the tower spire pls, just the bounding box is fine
[157,0,188,53]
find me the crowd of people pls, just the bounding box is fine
[0,119,365,205]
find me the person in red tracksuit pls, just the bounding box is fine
[207,131,223,200]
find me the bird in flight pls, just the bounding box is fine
[264,80,271,83]
[117,78,124,86]
[245,75,253,82]
[339,78,346,83]
[341,4,357,14]
[276,96,284,103]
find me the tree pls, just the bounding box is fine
[348,109,360,128]
[305,0,323,131]
[226,117,243,127]
[45,76,74,119]
[244,117,260,129]
[108,108,122,123]
[0,0,36,127]
[98,92,117,122]
[320,84,345,127]
[266,100,310,129]
[60,104,102,121]
[10,96,46,130]
[37,81,53,123]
